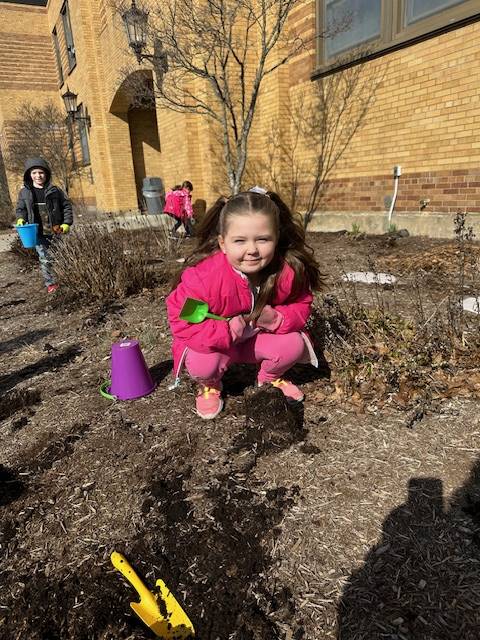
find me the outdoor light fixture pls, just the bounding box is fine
[122,0,149,63]
[122,0,168,75]
[61,88,91,128]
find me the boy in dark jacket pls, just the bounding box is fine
[15,157,73,293]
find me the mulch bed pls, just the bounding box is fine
[1,231,480,639]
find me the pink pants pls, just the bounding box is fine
[184,332,306,385]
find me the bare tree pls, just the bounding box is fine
[5,100,81,193]
[243,104,303,211]
[0,147,12,228]
[117,0,315,195]
[301,58,385,228]
[239,50,384,222]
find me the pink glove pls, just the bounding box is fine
[229,315,260,343]
[229,315,246,343]
[255,305,283,332]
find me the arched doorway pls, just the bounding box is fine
[109,70,162,210]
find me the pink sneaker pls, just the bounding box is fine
[47,284,59,294]
[259,378,305,402]
[196,384,224,419]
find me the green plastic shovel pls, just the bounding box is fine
[179,297,229,323]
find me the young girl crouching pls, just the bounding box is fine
[166,189,323,419]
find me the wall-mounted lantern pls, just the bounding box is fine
[122,0,168,76]
[122,0,149,63]
[62,87,91,128]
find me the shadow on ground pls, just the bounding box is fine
[149,359,173,385]
[222,359,330,397]
[337,461,480,639]
[0,345,82,392]
[0,465,25,507]
[0,388,42,422]
[0,297,26,310]
[0,329,52,355]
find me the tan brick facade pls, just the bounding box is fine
[0,3,58,203]
[0,1,479,221]
[312,21,480,216]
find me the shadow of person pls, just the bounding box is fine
[337,475,480,639]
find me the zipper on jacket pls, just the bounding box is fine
[233,266,256,313]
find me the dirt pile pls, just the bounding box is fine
[0,388,306,640]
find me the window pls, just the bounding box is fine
[406,0,465,24]
[76,105,91,166]
[316,0,480,74]
[52,28,64,86]
[326,0,382,57]
[61,1,76,71]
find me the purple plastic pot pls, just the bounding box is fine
[109,340,156,400]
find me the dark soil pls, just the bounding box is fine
[2,231,480,639]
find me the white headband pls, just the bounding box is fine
[249,185,268,195]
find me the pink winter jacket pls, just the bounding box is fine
[166,251,315,380]
[163,188,193,220]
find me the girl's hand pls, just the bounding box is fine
[255,305,283,332]
[228,315,260,343]
[228,315,247,343]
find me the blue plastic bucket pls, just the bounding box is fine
[16,223,38,248]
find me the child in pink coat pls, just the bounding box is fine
[166,188,323,419]
[163,180,194,238]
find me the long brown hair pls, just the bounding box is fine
[172,191,324,320]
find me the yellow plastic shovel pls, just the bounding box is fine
[111,551,195,639]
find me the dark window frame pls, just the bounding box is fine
[61,0,77,72]
[66,116,77,168]
[52,27,64,87]
[314,0,480,78]
[76,104,91,167]
[0,1,48,5]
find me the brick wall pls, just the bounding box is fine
[285,18,480,216]
[0,2,59,201]
[320,169,480,215]
[1,2,479,218]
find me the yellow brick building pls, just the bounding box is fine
[0,0,479,228]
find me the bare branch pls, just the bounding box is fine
[301,51,387,228]
[114,0,306,193]
[4,100,84,193]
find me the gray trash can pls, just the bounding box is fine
[142,177,165,214]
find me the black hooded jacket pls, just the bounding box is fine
[14,158,73,235]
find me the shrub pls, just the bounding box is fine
[52,222,177,303]
[309,245,480,409]
[9,236,38,266]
